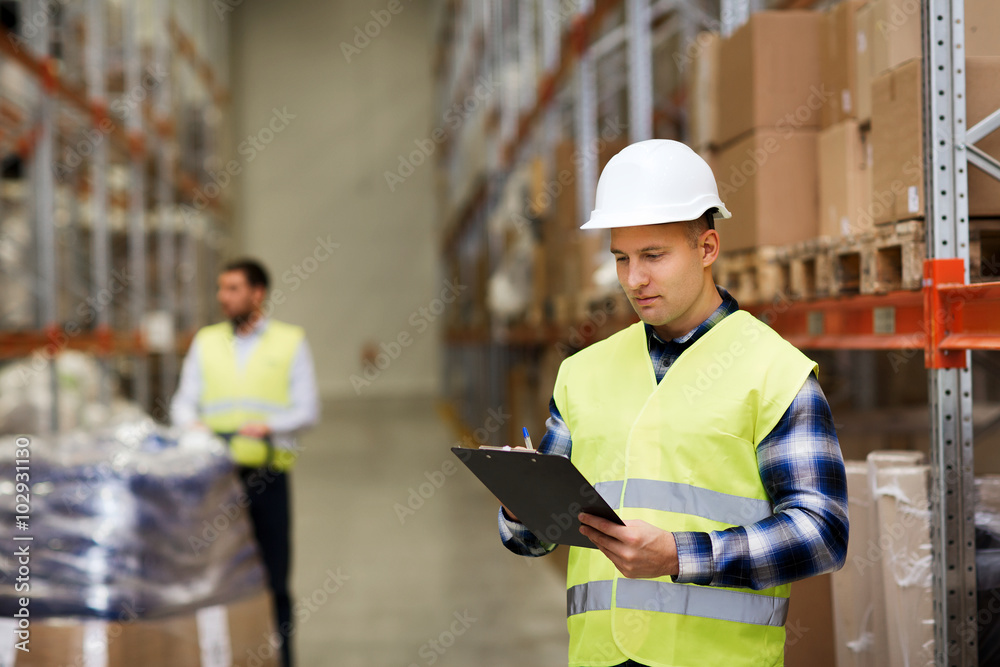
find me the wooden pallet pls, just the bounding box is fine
[714,246,792,305]
[787,238,837,300]
[717,220,1000,303]
[971,219,1000,283]
[780,221,925,299]
[862,220,925,294]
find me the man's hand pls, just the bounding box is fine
[239,422,272,439]
[578,513,679,579]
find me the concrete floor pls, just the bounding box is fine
[289,397,569,666]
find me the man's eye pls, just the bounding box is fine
[645,254,663,260]
[615,256,627,263]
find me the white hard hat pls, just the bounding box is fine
[581,139,732,230]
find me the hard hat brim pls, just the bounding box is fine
[581,201,732,230]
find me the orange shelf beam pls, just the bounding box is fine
[0,328,197,360]
[748,259,1000,366]
[748,291,926,351]
[444,261,1000,361]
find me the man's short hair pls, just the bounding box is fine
[683,210,716,248]
[223,258,270,291]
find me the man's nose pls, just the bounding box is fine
[625,263,648,291]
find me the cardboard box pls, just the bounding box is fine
[870,59,924,224]
[875,465,934,667]
[864,451,926,667]
[831,461,875,667]
[688,31,721,150]
[821,1,865,128]
[856,2,875,124]
[860,126,874,231]
[718,11,824,146]
[967,0,1000,57]
[872,57,1000,224]
[715,129,819,251]
[15,590,277,667]
[869,0,922,77]
[786,574,836,667]
[819,120,871,238]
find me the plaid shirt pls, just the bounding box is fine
[499,287,849,591]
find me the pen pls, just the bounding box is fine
[522,427,533,451]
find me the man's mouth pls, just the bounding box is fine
[634,295,659,306]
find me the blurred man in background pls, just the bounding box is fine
[172,258,320,667]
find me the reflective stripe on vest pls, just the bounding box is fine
[593,479,773,526]
[567,580,789,627]
[568,579,613,615]
[200,398,290,417]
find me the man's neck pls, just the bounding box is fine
[233,311,265,337]
[652,282,723,341]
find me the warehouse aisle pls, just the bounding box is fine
[290,398,568,666]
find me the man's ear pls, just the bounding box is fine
[252,286,268,308]
[700,229,721,267]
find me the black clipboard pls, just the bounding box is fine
[452,447,625,549]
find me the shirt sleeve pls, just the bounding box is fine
[170,339,202,428]
[266,338,321,438]
[671,373,849,590]
[498,397,569,557]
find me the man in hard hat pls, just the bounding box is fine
[499,140,848,667]
[171,258,319,667]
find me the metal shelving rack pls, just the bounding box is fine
[0,0,231,427]
[438,0,1000,664]
[436,0,720,436]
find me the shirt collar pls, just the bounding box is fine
[644,286,740,348]
[232,315,269,339]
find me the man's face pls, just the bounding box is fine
[610,222,712,333]
[216,270,264,323]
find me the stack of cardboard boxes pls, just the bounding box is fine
[691,0,1000,302]
[700,11,825,253]
[18,591,278,667]
[866,0,1000,226]
[819,0,871,239]
[818,0,1000,235]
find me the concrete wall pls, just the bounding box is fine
[230,0,441,400]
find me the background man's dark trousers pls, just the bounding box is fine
[239,466,293,667]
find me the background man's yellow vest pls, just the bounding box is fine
[197,320,304,471]
[553,311,817,667]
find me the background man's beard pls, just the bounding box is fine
[229,310,255,328]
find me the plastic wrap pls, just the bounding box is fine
[975,476,1000,665]
[0,351,126,436]
[831,460,876,667]
[863,450,925,667]
[0,422,266,620]
[0,182,32,330]
[874,464,934,667]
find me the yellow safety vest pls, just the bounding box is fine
[197,319,304,471]
[553,310,817,667]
